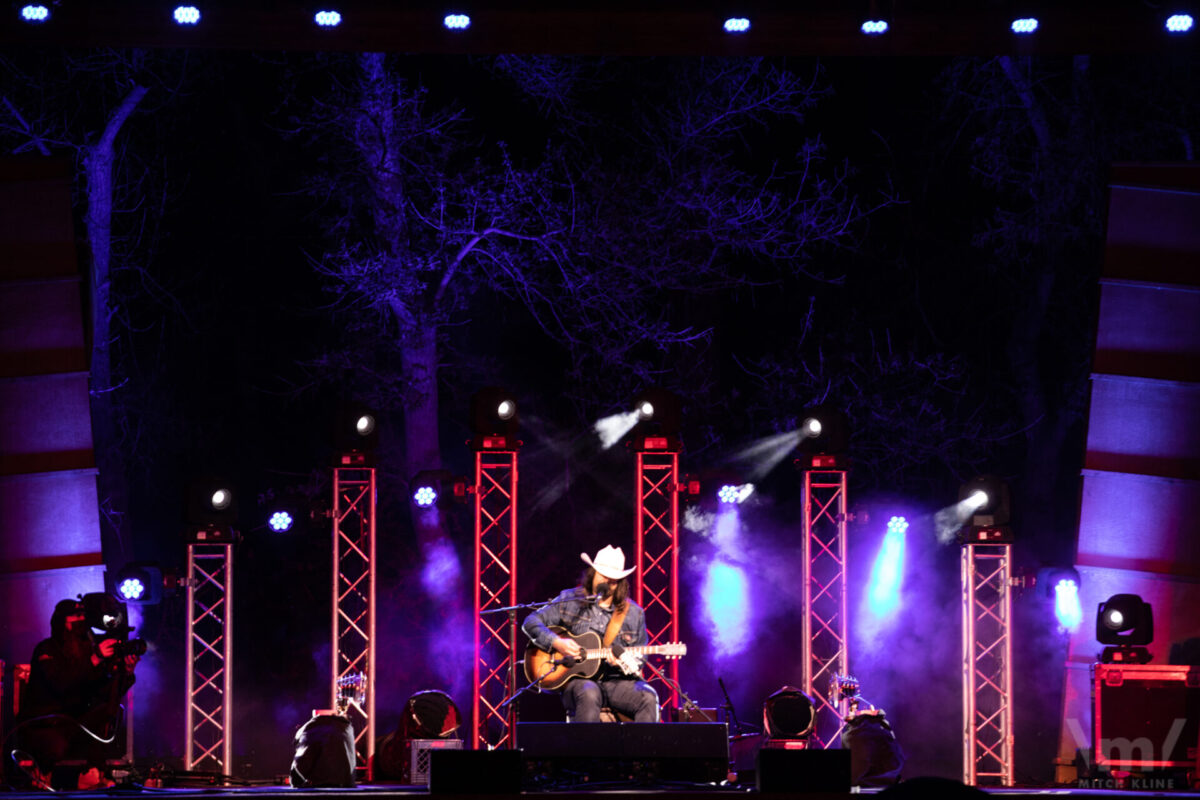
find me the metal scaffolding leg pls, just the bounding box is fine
[634,449,680,712]
[185,542,233,773]
[962,542,1014,787]
[472,449,518,749]
[332,467,376,776]
[801,469,848,749]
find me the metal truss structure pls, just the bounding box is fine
[801,469,848,749]
[472,449,518,749]
[185,542,233,773]
[961,542,1014,786]
[634,449,681,711]
[332,467,376,775]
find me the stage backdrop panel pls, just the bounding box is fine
[0,157,104,668]
[1056,164,1200,781]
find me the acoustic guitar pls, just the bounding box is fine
[524,626,686,691]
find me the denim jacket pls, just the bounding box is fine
[521,587,648,662]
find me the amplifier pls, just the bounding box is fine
[1092,663,1200,769]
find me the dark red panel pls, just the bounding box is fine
[0,280,88,377]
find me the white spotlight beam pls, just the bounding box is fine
[593,410,641,450]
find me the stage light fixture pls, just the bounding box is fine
[211,488,232,511]
[444,13,471,30]
[631,387,682,450]
[336,401,380,464]
[410,469,465,507]
[861,19,889,34]
[268,510,295,532]
[1011,17,1038,34]
[20,5,49,22]
[1097,593,1154,663]
[717,483,755,505]
[314,10,342,27]
[189,477,239,529]
[763,686,816,740]
[173,5,201,25]
[796,405,849,465]
[400,689,462,739]
[470,388,519,449]
[1097,593,1153,644]
[111,563,164,604]
[1054,578,1082,631]
[1166,13,1194,32]
[723,17,751,33]
[958,475,1010,527]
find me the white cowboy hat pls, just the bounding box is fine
[580,545,635,580]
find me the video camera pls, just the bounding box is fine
[81,592,148,658]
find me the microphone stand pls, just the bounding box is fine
[490,594,603,714]
[637,656,702,720]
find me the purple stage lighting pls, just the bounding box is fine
[315,10,342,27]
[414,486,438,507]
[1011,17,1038,34]
[118,577,146,601]
[444,13,471,30]
[867,516,907,616]
[174,6,200,25]
[20,5,49,22]
[1054,578,1082,632]
[1166,14,1194,32]
[268,510,294,532]
[723,17,750,33]
[861,19,889,35]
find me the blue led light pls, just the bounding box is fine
[315,10,342,27]
[268,511,294,532]
[723,17,751,33]
[861,19,889,35]
[174,6,201,25]
[20,5,49,22]
[444,13,471,30]
[414,486,438,507]
[1011,17,1038,34]
[1166,14,1194,32]
[119,578,146,601]
[717,485,739,504]
[1054,578,1082,632]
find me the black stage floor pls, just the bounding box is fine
[3,784,1199,799]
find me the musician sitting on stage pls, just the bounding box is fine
[522,545,659,722]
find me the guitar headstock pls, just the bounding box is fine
[661,642,687,660]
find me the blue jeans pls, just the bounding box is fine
[564,678,659,722]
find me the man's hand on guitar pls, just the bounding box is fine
[551,636,581,661]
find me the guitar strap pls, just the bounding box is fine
[602,605,628,648]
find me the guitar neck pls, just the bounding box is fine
[583,644,665,659]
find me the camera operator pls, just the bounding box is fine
[12,597,140,790]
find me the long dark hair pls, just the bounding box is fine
[580,567,630,613]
